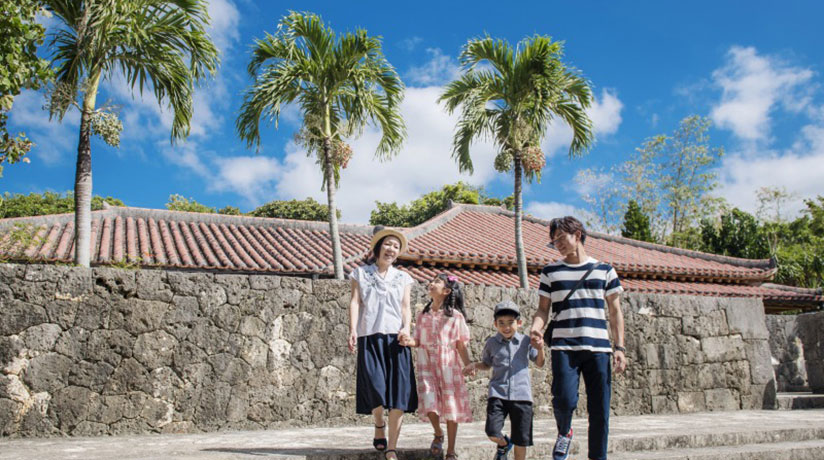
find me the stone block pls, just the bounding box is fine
[23,352,72,393]
[725,298,769,339]
[167,272,213,296]
[85,329,134,366]
[93,267,137,299]
[135,269,172,301]
[704,388,740,411]
[55,267,92,298]
[110,299,169,335]
[0,300,48,336]
[651,395,677,413]
[744,339,774,385]
[68,360,115,392]
[133,330,178,370]
[249,274,280,291]
[22,323,62,351]
[701,335,746,362]
[682,309,729,337]
[676,391,706,412]
[43,300,79,330]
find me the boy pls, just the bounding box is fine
[464,300,545,460]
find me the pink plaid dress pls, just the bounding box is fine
[413,309,473,422]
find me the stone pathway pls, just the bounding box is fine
[1,410,823,460]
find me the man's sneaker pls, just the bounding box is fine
[552,428,573,460]
[493,434,513,460]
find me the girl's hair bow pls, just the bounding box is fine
[446,275,459,283]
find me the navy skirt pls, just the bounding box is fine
[356,333,418,414]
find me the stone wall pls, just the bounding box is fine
[766,315,809,392]
[767,312,824,393]
[0,263,776,437]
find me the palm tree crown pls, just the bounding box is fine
[440,35,594,287]
[46,0,219,267]
[236,11,405,279]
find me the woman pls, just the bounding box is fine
[348,226,418,460]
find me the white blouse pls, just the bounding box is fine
[349,264,415,337]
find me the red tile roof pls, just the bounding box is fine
[1,203,821,310]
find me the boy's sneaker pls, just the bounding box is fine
[552,428,573,460]
[493,435,513,460]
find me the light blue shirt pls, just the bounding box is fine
[482,332,539,402]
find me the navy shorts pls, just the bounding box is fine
[485,397,533,447]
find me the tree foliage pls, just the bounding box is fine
[578,115,723,242]
[621,200,654,243]
[0,0,53,175]
[0,191,123,218]
[165,194,215,213]
[249,198,340,221]
[236,11,405,279]
[700,207,769,259]
[44,0,219,267]
[440,35,594,287]
[369,182,508,227]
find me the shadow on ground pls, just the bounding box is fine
[201,447,432,460]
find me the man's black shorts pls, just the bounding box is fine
[485,397,533,447]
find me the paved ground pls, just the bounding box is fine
[1,410,823,460]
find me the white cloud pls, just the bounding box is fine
[405,48,461,87]
[544,88,623,157]
[213,156,281,203]
[207,0,241,54]
[7,90,79,166]
[399,36,423,52]
[525,201,581,220]
[710,46,814,142]
[226,86,498,223]
[716,116,824,217]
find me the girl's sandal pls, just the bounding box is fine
[384,449,399,460]
[373,424,387,451]
[430,434,445,459]
[445,454,458,460]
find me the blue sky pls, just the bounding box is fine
[5,0,824,225]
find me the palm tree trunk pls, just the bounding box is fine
[513,152,528,288]
[323,108,344,279]
[74,72,101,267]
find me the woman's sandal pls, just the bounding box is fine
[430,434,445,459]
[445,453,458,460]
[384,449,398,460]
[373,424,387,451]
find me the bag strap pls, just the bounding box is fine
[553,264,596,315]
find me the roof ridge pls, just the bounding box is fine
[760,283,823,295]
[1,205,376,235]
[445,203,775,270]
[403,203,467,240]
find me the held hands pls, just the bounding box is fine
[529,329,544,349]
[397,330,413,347]
[462,362,477,377]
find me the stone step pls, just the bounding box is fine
[2,411,823,460]
[777,392,824,410]
[607,438,824,459]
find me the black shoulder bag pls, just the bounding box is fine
[543,265,596,345]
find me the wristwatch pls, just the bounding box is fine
[613,345,626,353]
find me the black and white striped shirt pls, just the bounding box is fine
[538,257,623,353]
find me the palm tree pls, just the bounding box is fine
[46,0,219,267]
[236,11,405,280]
[440,36,594,288]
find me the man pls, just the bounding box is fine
[529,216,627,460]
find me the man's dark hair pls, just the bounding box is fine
[549,216,587,244]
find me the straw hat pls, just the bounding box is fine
[370,226,408,255]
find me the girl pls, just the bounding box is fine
[399,274,472,460]
[348,227,418,460]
